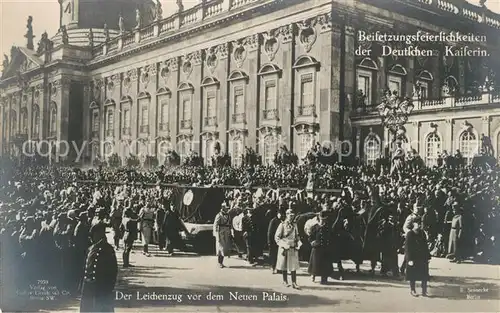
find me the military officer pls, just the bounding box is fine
[242,207,258,265]
[307,211,333,284]
[213,202,232,268]
[80,222,118,313]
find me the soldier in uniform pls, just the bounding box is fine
[74,212,91,292]
[80,222,118,312]
[138,200,155,257]
[242,208,258,265]
[307,211,333,284]
[122,207,139,268]
[155,204,167,251]
[213,202,232,268]
[267,212,282,274]
[110,199,123,249]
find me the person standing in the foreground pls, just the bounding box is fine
[213,202,232,268]
[275,209,301,289]
[80,222,118,313]
[307,211,333,284]
[405,216,431,297]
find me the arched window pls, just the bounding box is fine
[459,130,478,164]
[20,109,28,134]
[425,133,442,167]
[178,139,191,160]
[106,107,114,137]
[298,133,314,161]
[157,140,170,165]
[103,142,114,158]
[49,103,57,136]
[11,110,17,134]
[229,137,243,167]
[364,135,381,166]
[263,135,277,165]
[32,105,40,137]
[205,139,214,166]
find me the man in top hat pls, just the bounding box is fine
[213,202,232,268]
[307,210,333,284]
[80,222,118,313]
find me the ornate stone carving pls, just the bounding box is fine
[141,66,152,88]
[25,16,35,50]
[93,79,103,100]
[315,12,332,33]
[481,115,490,123]
[243,34,259,51]
[277,24,294,43]
[262,31,280,62]
[190,51,203,65]
[204,47,218,74]
[297,19,317,53]
[50,80,60,98]
[232,41,247,68]
[182,56,193,78]
[107,75,119,91]
[345,25,355,36]
[215,43,229,59]
[166,58,178,72]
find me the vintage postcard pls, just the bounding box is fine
[0,0,499,312]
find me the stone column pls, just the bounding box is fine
[247,35,259,150]
[412,121,420,153]
[319,20,339,144]
[344,23,356,141]
[406,58,415,97]
[482,115,491,137]
[445,118,454,153]
[82,84,91,143]
[279,24,294,150]
[376,57,386,104]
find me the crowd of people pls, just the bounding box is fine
[0,143,499,310]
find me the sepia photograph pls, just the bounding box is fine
[0,0,499,312]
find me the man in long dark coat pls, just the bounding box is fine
[80,222,118,313]
[242,208,258,265]
[267,212,282,273]
[307,211,333,284]
[165,203,188,255]
[405,217,430,297]
[122,207,138,268]
[155,204,167,251]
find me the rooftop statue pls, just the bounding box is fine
[135,8,141,29]
[25,16,35,50]
[119,15,125,34]
[61,25,69,44]
[104,23,110,42]
[155,1,163,21]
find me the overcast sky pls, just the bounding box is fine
[1,0,499,71]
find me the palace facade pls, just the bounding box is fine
[1,0,500,166]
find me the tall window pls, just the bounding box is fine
[50,108,57,135]
[11,111,17,134]
[459,130,478,164]
[234,86,244,114]
[263,135,277,165]
[230,138,243,167]
[357,71,372,105]
[298,133,314,160]
[32,106,40,136]
[205,140,214,165]
[20,110,28,134]
[425,133,441,167]
[179,140,190,160]
[264,81,276,110]
[388,76,402,95]
[364,135,380,166]
[123,109,130,129]
[106,108,114,135]
[300,74,314,110]
[141,105,148,126]
[92,111,99,133]
[206,92,216,118]
[182,97,191,120]
[160,98,169,127]
[419,81,429,99]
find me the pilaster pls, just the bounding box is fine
[247,34,259,151]
[482,116,491,137]
[279,24,294,150]
[344,23,356,141]
[445,118,454,152]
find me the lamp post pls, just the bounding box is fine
[376,87,417,144]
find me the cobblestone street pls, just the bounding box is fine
[47,235,499,313]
